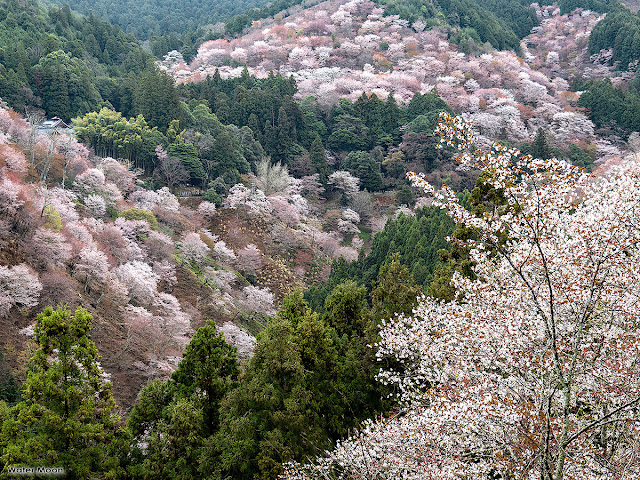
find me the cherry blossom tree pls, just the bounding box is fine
[1,145,28,177]
[224,184,272,216]
[268,195,301,226]
[114,217,152,241]
[338,208,361,234]
[84,194,107,217]
[99,223,142,265]
[336,245,358,261]
[98,157,136,194]
[314,231,342,257]
[178,232,210,266]
[213,240,236,264]
[219,322,256,359]
[520,78,549,105]
[368,216,387,234]
[28,228,73,268]
[154,146,189,192]
[328,170,360,198]
[152,259,177,289]
[73,247,112,292]
[235,243,263,273]
[129,187,180,212]
[115,261,159,306]
[151,292,192,349]
[239,285,275,317]
[394,204,414,217]
[123,305,163,358]
[74,168,106,194]
[300,174,325,200]
[197,201,217,218]
[284,113,640,479]
[72,167,123,211]
[551,111,595,144]
[0,178,25,216]
[204,268,237,293]
[0,264,42,317]
[56,135,89,189]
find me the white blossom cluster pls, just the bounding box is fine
[283,114,640,479]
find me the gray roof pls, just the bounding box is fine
[37,117,74,135]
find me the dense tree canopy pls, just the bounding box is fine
[127,321,239,479]
[588,4,640,69]
[0,0,149,119]
[284,112,640,480]
[576,77,640,138]
[2,0,636,477]
[307,206,454,313]
[73,107,167,171]
[373,0,536,52]
[0,306,123,478]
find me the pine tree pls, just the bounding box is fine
[0,306,123,479]
[309,135,329,183]
[275,106,293,164]
[41,62,70,120]
[214,291,337,480]
[247,113,262,143]
[127,321,238,479]
[170,321,238,435]
[370,253,422,324]
[168,142,206,186]
[133,64,182,131]
[382,93,401,143]
[531,127,552,160]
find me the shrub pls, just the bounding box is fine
[119,208,158,230]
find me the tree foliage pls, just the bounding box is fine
[73,108,168,171]
[374,0,536,51]
[306,206,454,313]
[0,306,123,479]
[0,0,150,119]
[127,320,239,479]
[284,112,640,479]
[576,77,640,138]
[46,0,293,40]
[588,3,638,69]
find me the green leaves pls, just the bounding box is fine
[341,151,383,192]
[213,291,341,479]
[133,65,183,131]
[127,321,239,479]
[1,306,121,479]
[74,107,168,169]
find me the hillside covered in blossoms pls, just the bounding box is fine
[162,0,632,166]
[2,0,640,478]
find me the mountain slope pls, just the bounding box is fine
[376,0,537,51]
[0,0,150,120]
[46,0,274,39]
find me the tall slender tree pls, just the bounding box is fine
[0,306,123,479]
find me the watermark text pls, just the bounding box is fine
[6,466,65,477]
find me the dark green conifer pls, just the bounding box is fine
[0,307,123,479]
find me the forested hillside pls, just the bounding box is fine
[375,0,537,51]
[168,0,613,173]
[45,0,317,40]
[2,0,640,478]
[0,0,152,120]
[588,3,640,69]
[0,98,458,476]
